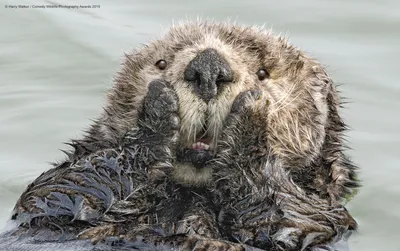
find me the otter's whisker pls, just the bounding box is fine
[269,90,302,116]
[271,81,296,111]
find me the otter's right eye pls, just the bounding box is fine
[155,60,167,70]
[256,69,269,81]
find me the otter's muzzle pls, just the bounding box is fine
[184,48,233,102]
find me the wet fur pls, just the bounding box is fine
[8,22,359,251]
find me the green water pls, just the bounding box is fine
[1,0,399,250]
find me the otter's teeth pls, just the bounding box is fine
[192,142,210,150]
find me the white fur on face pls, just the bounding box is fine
[162,36,256,185]
[166,36,255,148]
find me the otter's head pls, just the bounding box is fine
[96,22,356,195]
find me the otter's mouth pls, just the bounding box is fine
[176,128,215,169]
[191,129,213,150]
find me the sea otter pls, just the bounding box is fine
[1,22,359,251]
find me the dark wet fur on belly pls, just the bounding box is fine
[14,148,151,231]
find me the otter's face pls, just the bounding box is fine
[105,23,338,186]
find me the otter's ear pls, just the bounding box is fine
[321,81,359,203]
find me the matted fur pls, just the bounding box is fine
[7,21,359,251]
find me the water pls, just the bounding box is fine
[1,0,399,250]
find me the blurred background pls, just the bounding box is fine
[0,0,399,250]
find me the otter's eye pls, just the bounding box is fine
[155,60,167,70]
[256,69,269,81]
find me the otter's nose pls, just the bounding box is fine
[184,48,233,102]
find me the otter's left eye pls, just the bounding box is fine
[155,60,167,70]
[256,69,269,81]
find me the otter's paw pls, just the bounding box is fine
[207,89,270,195]
[230,90,263,115]
[126,79,180,146]
[213,89,269,159]
[223,89,268,133]
[143,80,179,127]
[136,79,180,148]
[142,79,180,133]
[124,80,180,179]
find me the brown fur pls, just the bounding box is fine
[77,21,358,203]
[9,21,359,251]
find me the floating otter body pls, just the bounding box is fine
[1,22,359,251]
